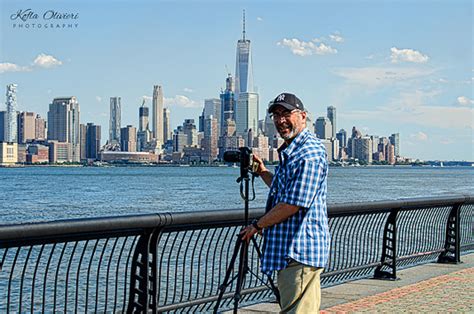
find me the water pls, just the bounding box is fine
[0,166,472,224]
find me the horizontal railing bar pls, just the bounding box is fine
[1,194,472,246]
[155,285,270,312]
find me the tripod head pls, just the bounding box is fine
[223,147,259,180]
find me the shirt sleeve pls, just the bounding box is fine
[279,157,325,208]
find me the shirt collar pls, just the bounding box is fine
[278,128,310,158]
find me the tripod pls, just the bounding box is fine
[213,171,280,314]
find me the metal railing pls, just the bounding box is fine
[0,195,473,313]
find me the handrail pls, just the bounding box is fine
[1,194,471,243]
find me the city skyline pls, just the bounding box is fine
[0,1,472,160]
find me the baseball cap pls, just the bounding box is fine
[268,92,305,113]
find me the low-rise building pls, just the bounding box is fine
[0,142,18,165]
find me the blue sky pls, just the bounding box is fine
[0,0,472,160]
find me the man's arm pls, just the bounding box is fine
[240,202,300,242]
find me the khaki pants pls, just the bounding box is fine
[277,260,324,313]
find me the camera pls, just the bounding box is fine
[223,147,259,177]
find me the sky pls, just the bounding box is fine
[0,0,472,161]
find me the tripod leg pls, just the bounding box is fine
[233,239,249,314]
[251,237,281,305]
[214,236,243,314]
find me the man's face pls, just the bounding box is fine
[271,106,307,142]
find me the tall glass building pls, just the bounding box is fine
[5,84,18,143]
[235,92,259,136]
[47,97,81,162]
[109,97,121,144]
[234,10,254,97]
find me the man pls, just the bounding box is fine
[241,92,330,313]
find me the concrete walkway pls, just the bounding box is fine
[236,253,474,313]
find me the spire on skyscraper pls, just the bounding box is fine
[242,9,246,41]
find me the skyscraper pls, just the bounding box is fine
[137,101,151,151]
[235,92,259,136]
[0,111,6,141]
[85,123,101,160]
[109,97,121,144]
[202,115,218,162]
[5,84,18,143]
[120,125,137,152]
[220,74,236,135]
[204,98,221,136]
[315,117,332,139]
[47,97,81,162]
[389,133,400,157]
[163,107,171,142]
[336,129,347,148]
[327,106,336,139]
[152,85,164,144]
[234,10,254,97]
[17,112,36,143]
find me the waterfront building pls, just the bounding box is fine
[315,116,332,139]
[80,124,87,160]
[0,111,5,141]
[0,142,17,165]
[252,133,269,161]
[47,97,80,162]
[35,114,46,140]
[204,99,221,137]
[163,107,171,142]
[387,143,396,165]
[336,129,347,148]
[17,112,36,143]
[173,126,187,153]
[137,101,152,152]
[235,92,258,136]
[85,123,101,160]
[100,151,158,163]
[26,144,49,164]
[220,74,236,135]
[48,141,72,163]
[5,84,18,143]
[390,133,400,157]
[354,136,373,163]
[234,10,254,98]
[183,119,198,147]
[109,97,121,145]
[202,115,218,163]
[327,106,336,139]
[120,125,137,152]
[152,85,164,145]
[347,126,362,158]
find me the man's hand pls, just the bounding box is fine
[252,154,267,175]
[252,153,273,187]
[240,224,261,242]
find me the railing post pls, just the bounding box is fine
[438,203,462,264]
[374,208,399,280]
[127,228,161,313]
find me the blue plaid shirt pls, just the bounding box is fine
[261,128,330,275]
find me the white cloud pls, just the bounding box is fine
[333,66,435,88]
[142,95,152,102]
[0,62,30,73]
[277,38,337,56]
[456,96,473,106]
[96,96,102,102]
[183,88,194,93]
[33,53,63,68]
[329,33,344,43]
[164,95,199,108]
[410,132,428,141]
[257,17,263,21]
[390,47,429,64]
